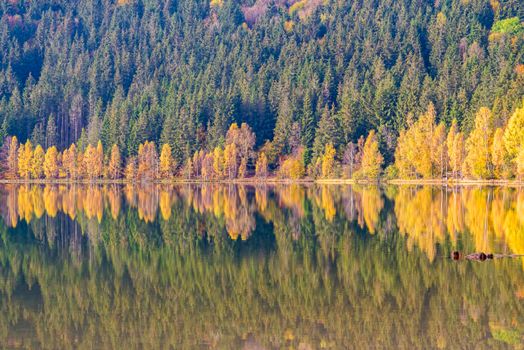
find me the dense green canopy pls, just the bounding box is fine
[0,0,522,165]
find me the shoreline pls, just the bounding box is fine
[0,178,522,186]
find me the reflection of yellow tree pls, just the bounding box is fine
[446,190,464,245]
[359,187,384,234]
[159,190,172,221]
[464,188,493,253]
[43,186,59,218]
[17,185,33,223]
[105,186,122,220]
[395,187,446,261]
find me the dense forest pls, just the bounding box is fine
[0,0,522,180]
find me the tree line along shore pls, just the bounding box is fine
[0,102,522,183]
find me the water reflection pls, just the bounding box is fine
[0,184,523,348]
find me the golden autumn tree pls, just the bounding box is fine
[502,101,524,178]
[76,150,86,179]
[213,147,224,179]
[238,158,248,178]
[31,145,45,179]
[413,104,437,178]
[491,127,507,179]
[62,143,78,179]
[516,146,524,181]
[394,103,437,178]
[432,122,447,178]
[280,157,305,179]
[43,146,59,179]
[503,101,524,161]
[137,141,159,181]
[223,143,238,179]
[83,144,97,180]
[125,157,137,181]
[446,119,458,177]
[394,129,416,178]
[255,152,268,178]
[202,153,214,180]
[95,141,104,178]
[159,143,175,179]
[107,144,122,179]
[18,140,33,179]
[321,143,336,178]
[465,107,493,179]
[358,130,383,180]
[6,136,19,179]
[449,132,465,178]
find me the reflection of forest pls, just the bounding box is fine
[0,185,523,348]
[2,184,524,259]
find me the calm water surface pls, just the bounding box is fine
[0,184,523,349]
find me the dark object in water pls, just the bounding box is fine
[452,251,494,261]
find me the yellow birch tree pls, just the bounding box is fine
[43,146,59,179]
[31,144,45,179]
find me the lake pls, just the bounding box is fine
[0,184,523,349]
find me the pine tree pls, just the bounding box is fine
[45,114,58,149]
[301,92,315,165]
[313,106,340,159]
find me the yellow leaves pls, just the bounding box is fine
[213,147,224,179]
[358,130,383,180]
[284,20,295,32]
[321,143,336,178]
[159,144,175,179]
[395,104,438,178]
[449,132,465,177]
[465,107,493,179]
[503,101,524,160]
[18,140,33,179]
[436,12,447,27]
[255,152,268,178]
[289,0,307,16]
[108,144,122,180]
[515,64,524,76]
[125,157,137,181]
[44,146,59,179]
[31,144,45,179]
[202,153,215,180]
[137,141,158,181]
[280,150,305,180]
[223,143,238,179]
[489,0,500,12]
[6,136,18,179]
[209,0,223,8]
[492,128,507,178]
[516,146,524,180]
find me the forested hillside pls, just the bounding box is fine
[0,0,522,179]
